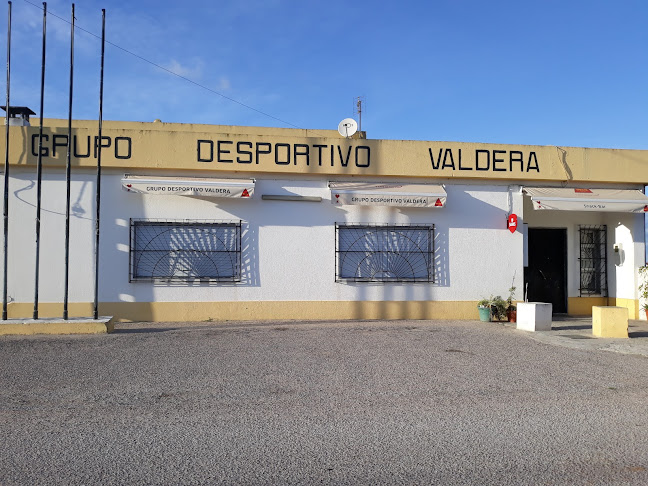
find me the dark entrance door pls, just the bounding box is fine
[525,228,567,313]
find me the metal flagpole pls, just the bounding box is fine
[3,1,12,320]
[63,4,74,320]
[93,9,105,320]
[33,1,46,320]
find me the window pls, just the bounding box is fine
[130,220,241,282]
[579,225,607,296]
[335,223,435,282]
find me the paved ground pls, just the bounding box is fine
[2,318,648,485]
[520,317,648,357]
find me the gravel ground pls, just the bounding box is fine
[2,319,648,485]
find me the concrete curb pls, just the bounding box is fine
[0,317,114,336]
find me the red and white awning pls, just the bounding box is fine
[122,175,255,198]
[524,187,648,213]
[329,182,446,208]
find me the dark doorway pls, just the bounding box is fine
[525,228,567,313]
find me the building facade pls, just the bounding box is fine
[1,119,647,322]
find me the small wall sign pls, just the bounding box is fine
[508,214,518,233]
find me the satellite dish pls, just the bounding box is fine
[338,118,358,138]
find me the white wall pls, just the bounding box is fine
[1,168,525,305]
[1,168,96,305]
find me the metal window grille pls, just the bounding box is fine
[578,225,607,296]
[130,220,241,282]
[335,223,435,282]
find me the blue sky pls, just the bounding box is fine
[1,0,647,149]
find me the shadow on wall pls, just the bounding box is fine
[434,226,449,287]
[344,185,515,320]
[142,220,260,289]
[240,222,259,287]
[6,170,104,319]
[12,178,91,221]
[103,180,155,322]
[343,205,441,320]
[92,184,267,322]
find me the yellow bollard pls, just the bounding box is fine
[592,306,629,338]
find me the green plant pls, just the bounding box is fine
[506,286,517,311]
[639,265,648,311]
[490,295,507,321]
[477,297,491,308]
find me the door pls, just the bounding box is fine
[524,228,567,313]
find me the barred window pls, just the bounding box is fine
[130,220,241,282]
[335,223,435,282]
[579,225,607,296]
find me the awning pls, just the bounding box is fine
[523,187,648,213]
[122,175,255,198]
[329,182,446,208]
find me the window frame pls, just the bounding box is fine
[578,224,608,297]
[129,219,242,283]
[335,223,435,283]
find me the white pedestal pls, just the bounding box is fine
[516,302,553,332]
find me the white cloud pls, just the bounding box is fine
[163,59,204,79]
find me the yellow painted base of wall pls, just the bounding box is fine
[0,317,114,336]
[568,297,639,319]
[6,299,641,324]
[592,306,629,338]
[7,301,482,323]
[614,298,641,320]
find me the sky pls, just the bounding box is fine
[0,0,647,149]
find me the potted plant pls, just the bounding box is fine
[639,265,648,319]
[506,286,517,323]
[477,298,491,322]
[490,295,507,322]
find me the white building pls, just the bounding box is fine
[1,117,646,322]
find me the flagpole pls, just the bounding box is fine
[2,1,12,320]
[63,3,74,319]
[33,1,46,320]
[93,9,105,320]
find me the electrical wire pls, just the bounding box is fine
[20,0,301,129]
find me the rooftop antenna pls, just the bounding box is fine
[337,118,358,139]
[354,96,365,133]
